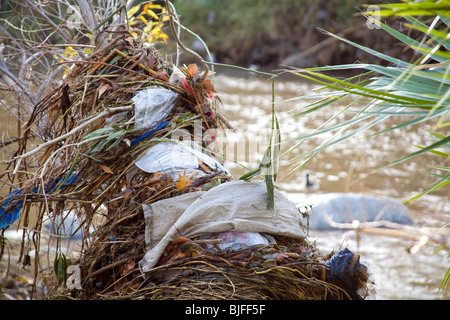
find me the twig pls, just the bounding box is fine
[113,48,158,77]
[178,23,215,73]
[97,2,126,32]
[37,133,112,185]
[37,65,66,101]
[75,0,98,31]
[216,111,236,131]
[13,105,133,174]
[164,0,209,81]
[324,214,448,246]
[24,0,86,60]
[204,61,276,78]
[84,254,144,281]
[169,2,182,67]
[183,260,236,299]
[191,170,224,188]
[19,52,42,79]
[0,49,38,106]
[112,0,136,30]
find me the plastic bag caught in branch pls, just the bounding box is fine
[135,140,229,181]
[132,87,178,130]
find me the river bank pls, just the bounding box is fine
[172,0,416,69]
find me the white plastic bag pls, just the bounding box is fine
[135,140,229,181]
[168,66,185,86]
[195,231,273,250]
[132,87,178,130]
[213,231,271,250]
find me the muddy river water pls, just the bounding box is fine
[1,71,449,299]
[212,71,449,300]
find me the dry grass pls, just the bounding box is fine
[1,22,371,301]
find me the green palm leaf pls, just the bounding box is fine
[287,2,450,204]
[286,0,450,294]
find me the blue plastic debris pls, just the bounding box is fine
[0,172,81,229]
[131,120,168,146]
[45,171,81,193]
[1,117,166,230]
[0,189,24,229]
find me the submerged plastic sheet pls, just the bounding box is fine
[132,87,178,130]
[139,180,306,273]
[135,140,229,181]
[306,193,412,230]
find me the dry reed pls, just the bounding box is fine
[1,28,371,300]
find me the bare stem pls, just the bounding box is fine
[24,0,86,60]
[164,0,209,80]
[13,105,133,174]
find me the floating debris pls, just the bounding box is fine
[1,23,372,301]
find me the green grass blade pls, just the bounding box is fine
[375,2,450,17]
[239,168,261,180]
[376,134,450,172]
[296,70,433,106]
[405,174,450,203]
[413,144,449,157]
[319,29,412,68]
[291,97,340,117]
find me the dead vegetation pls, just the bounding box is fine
[1,1,372,300]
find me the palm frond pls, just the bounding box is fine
[287,2,450,204]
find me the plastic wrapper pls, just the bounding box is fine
[132,87,178,130]
[135,140,229,181]
[198,231,274,250]
[168,66,185,86]
[43,211,87,241]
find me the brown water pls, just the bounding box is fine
[212,72,450,300]
[1,73,449,299]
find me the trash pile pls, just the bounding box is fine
[0,30,372,300]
